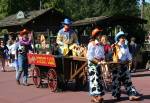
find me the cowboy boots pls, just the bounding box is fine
[129,95,140,101]
[97,96,104,103]
[91,96,103,103]
[91,96,99,103]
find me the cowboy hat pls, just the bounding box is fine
[61,18,72,25]
[91,27,103,37]
[115,31,126,42]
[20,29,29,36]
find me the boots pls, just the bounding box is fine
[91,96,103,103]
[129,95,140,101]
[97,96,104,103]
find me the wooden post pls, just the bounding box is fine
[47,28,52,53]
[32,31,36,53]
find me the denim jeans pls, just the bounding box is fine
[16,54,28,84]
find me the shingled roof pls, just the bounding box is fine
[72,16,108,26]
[0,8,54,28]
[72,15,147,27]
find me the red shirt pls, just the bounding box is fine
[103,44,111,54]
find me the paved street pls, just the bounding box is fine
[0,68,150,103]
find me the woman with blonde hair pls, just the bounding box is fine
[100,35,112,84]
[100,35,112,60]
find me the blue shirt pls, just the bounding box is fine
[56,28,79,45]
[15,42,32,56]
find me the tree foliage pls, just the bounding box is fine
[7,0,39,14]
[106,0,140,16]
[0,0,8,19]
[0,0,143,21]
[62,0,140,20]
[144,2,150,31]
[42,0,64,13]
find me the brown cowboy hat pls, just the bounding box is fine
[91,27,103,37]
[19,29,29,36]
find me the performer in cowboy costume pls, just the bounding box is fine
[56,18,79,55]
[86,28,105,103]
[111,31,140,101]
[15,29,32,86]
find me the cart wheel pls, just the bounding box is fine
[47,68,57,92]
[32,66,41,88]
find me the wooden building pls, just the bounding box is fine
[0,8,68,34]
[72,16,147,44]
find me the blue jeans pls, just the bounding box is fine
[15,59,19,79]
[16,54,28,84]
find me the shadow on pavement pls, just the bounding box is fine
[104,95,148,103]
[104,92,148,103]
[141,95,150,100]
[131,69,150,77]
[132,73,150,77]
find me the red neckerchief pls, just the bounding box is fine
[64,28,70,32]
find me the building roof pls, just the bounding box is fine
[72,15,147,27]
[0,8,57,28]
[72,16,108,26]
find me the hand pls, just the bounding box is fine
[111,44,115,48]
[101,61,106,64]
[29,51,33,53]
[98,61,106,65]
[98,62,101,65]
[128,60,132,64]
[15,57,18,60]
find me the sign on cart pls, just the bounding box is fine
[27,53,56,67]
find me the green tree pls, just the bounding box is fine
[7,0,39,14]
[42,0,65,13]
[106,0,139,16]
[144,2,150,31]
[0,0,141,21]
[0,0,9,19]
[62,0,140,20]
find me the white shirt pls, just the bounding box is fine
[118,42,132,62]
[87,41,105,61]
[9,43,17,55]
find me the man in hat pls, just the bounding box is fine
[56,18,79,55]
[86,27,105,103]
[15,29,32,86]
[129,37,139,72]
[111,31,140,101]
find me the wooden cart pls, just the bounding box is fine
[27,53,88,92]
